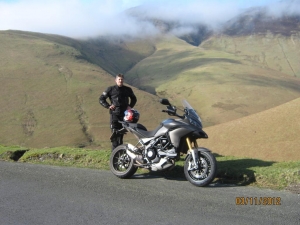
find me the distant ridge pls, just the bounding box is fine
[126,4,300,46]
[222,7,300,36]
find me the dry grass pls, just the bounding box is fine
[202,97,300,162]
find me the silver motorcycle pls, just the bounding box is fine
[109,99,217,187]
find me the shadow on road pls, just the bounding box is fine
[132,165,186,182]
[131,154,276,187]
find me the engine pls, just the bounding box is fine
[143,135,177,171]
[146,148,158,161]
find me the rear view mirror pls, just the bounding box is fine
[160,99,171,105]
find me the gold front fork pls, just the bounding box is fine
[186,137,198,151]
[186,137,200,169]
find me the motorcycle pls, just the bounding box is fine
[109,98,217,187]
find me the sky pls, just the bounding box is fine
[0,0,299,38]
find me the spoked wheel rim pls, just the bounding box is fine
[112,149,132,172]
[188,155,212,181]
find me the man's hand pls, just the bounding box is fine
[127,106,132,110]
[109,105,116,110]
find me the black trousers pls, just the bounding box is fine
[110,113,124,151]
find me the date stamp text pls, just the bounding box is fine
[235,197,281,205]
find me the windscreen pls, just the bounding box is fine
[182,99,203,128]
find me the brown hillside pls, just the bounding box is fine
[0,31,166,149]
[126,36,300,127]
[202,97,300,162]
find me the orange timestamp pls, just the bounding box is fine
[235,197,281,205]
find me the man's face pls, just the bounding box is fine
[115,77,124,87]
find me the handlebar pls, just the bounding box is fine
[162,109,175,114]
[161,109,185,119]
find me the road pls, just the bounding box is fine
[0,161,299,225]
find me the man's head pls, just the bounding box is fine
[115,74,124,87]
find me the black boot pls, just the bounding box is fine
[111,134,123,151]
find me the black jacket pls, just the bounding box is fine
[99,85,137,115]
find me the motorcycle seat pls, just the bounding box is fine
[127,123,162,138]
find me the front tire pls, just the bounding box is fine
[110,145,138,179]
[184,150,217,187]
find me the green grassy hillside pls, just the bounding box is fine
[125,35,300,126]
[202,33,300,78]
[8,30,156,75]
[0,31,165,149]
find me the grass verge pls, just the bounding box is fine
[1,145,299,192]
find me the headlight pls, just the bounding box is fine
[189,118,202,128]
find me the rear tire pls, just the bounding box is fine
[184,150,217,187]
[110,145,138,179]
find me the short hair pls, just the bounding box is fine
[116,73,124,79]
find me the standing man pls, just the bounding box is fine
[99,74,137,151]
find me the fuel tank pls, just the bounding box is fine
[161,118,195,148]
[161,118,187,128]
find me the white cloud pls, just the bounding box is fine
[266,1,300,17]
[0,0,299,38]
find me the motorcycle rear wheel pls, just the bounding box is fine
[184,151,217,187]
[110,145,138,179]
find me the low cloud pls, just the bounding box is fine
[266,1,300,17]
[0,0,299,38]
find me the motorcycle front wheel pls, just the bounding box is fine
[184,150,217,187]
[110,145,138,179]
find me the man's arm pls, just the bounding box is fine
[99,87,111,108]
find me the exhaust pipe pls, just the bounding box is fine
[151,158,174,171]
[126,144,143,164]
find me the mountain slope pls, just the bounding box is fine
[0,30,165,149]
[202,97,300,162]
[203,33,300,78]
[125,35,300,126]
[9,30,156,76]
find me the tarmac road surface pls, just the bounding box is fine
[0,161,299,225]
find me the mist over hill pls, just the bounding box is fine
[124,1,300,46]
[222,7,300,36]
